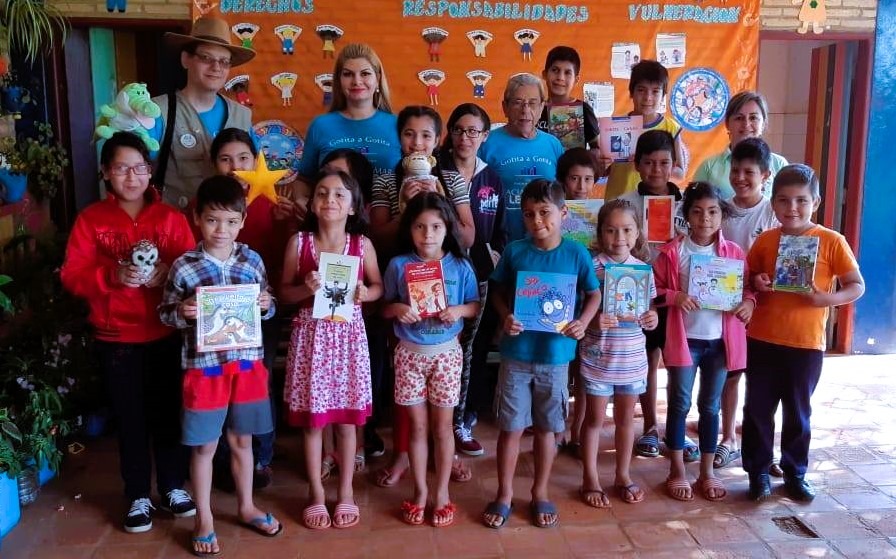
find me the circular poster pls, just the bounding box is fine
[670,68,730,132]
[252,120,304,184]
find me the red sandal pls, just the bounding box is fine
[432,502,456,527]
[400,500,425,526]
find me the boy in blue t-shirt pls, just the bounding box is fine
[483,179,600,529]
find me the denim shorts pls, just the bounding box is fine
[581,376,647,397]
[494,358,569,433]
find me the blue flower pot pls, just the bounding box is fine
[24,457,56,486]
[0,472,21,538]
[0,169,27,203]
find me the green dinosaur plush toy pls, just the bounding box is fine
[95,83,161,151]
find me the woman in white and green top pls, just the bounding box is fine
[693,91,788,200]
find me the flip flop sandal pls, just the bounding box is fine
[635,429,660,458]
[450,455,472,483]
[615,483,645,504]
[400,500,425,526]
[666,477,694,502]
[375,466,407,488]
[770,462,785,477]
[432,502,457,528]
[191,532,221,557]
[530,500,559,528]
[713,444,741,469]
[243,512,283,537]
[302,503,332,530]
[321,454,337,482]
[579,487,611,509]
[482,501,513,529]
[683,437,701,463]
[333,503,361,529]
[353,453,366,473]
[697,477,728,501]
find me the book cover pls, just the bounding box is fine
[773,235,820,293]
[405,260,447,318]
[196,284,262,353]
[547,102,586,150]
[603,264,652,327]
[562,199,604,248]
[644,195,675,243]
[688,254,744,311]
[598,115,643,163]
[513,271,577,334]
[312,252,361,321]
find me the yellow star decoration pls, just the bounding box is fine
[234,153,288,206]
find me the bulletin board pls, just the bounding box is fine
[201,0,760,176]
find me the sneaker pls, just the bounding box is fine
[160,489,196,518]
[364,426,386,458]
[454,425,484,456]
[253,465,273,490]
[124,497,154,533]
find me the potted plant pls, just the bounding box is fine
[0,123,68,202]
[0,0,69,65]
[0,136,27,203]
[0,407,22,537]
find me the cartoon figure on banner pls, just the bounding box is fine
[106,0,127,14]
[192,0,217,19]
[316,25,343,59]
[794,0,826,34]
[418,70,445,106]
[271,72,298,107]
[466,30,493,58]
[466,70,492,99]
[670,67,730,132]
[274,25,302,55]
[422,27,448,62]
[659,50,669,66]
[225,75,253,107]
[672,49,682,65]
[314,74,334,107]
[231,23,259,49]
[514,29,540,61]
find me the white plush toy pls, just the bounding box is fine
[131,239,159,282]
[398,152,445,213]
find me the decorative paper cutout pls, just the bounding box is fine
[670,67,730,132]
[422,27,449,62]
[466,70,492,99]
[231,23,260,49]
[316,25,344,59]
[270,72,298,107]
[466,30,494,58]
[192,0,216,19]
[234,152,288,206]
[225,75,253,107]
[795,0,826,34]
[418,69,446,106]
[253,120,304,185]
[315,73,334,107]
[514,29,540,61]
[274,25,302,55]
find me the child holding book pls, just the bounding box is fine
[603,60,688,201]
[743,164,864,502]
[280,169,383,529]
[484,179,600,529]
[61,131,196,534]
[714,137,780,469]
[160,177,281,556]
[652,182,755,502]
[382,192,480,527]
[579,199,658,507]
[537,46,600,151]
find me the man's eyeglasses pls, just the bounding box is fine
[109,163,152,176]
[507,98,543,110]
[193,52,232,68]
[450,127,484,138]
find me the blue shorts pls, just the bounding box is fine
[494,359,568,433]
[581,376,647,397]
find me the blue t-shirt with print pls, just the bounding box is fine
[299,110,401,177]
[384,253,479,345]
[491,238,599,364]
[478,127,564,243]
[147,95,258,155]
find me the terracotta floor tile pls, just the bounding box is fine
[696,542,775,558]
[433,527,504,557]
[857,509,896,538]
[828,486,896,510]
[90,542,169,559]
[498,525,572,557]
[829,538,896,558]
[799,511,881,539]
[767,540,845,558]
[562,523,633,555]
[621,519,698,549]
[848,464,896,486]
[685,514,760,545]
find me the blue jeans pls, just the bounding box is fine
[665,338,728,453]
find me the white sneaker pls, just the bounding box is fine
[160,488,196,518]
[124,498,154,533]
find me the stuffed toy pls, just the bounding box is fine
[95,83,162,151]
[131,239,159,283]
[398,152,444,213]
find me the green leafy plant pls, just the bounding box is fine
[0,406,22,478]
[0,0,69,65]
[15,382,70,473]
[0,274,12,315]
[0,123,68,200]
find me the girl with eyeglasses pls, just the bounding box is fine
[439,103,506,459]
[61,131,198,534]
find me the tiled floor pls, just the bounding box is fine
[3,354,896,558]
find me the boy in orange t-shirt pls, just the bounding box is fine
[742,164,865,503]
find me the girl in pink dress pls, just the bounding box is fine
[281,170,383,530]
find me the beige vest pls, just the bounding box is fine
[153,92,251,209]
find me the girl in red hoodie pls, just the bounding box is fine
[61,132,197,534]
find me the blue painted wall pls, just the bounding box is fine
[854,0,896,354]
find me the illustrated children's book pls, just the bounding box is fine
[196,284,262,352]
[643,195,676,243]
[773,234,820,293]
[405,260,447,318]
[688,255,744,311]
[603,264,652,327]
[547,102,586,150]
[598,115,643,163]
[312,252,361,321]
[514,271,577,333]
[562,199,604,248]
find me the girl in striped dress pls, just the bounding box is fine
[578,200,658,508]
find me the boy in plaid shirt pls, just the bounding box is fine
[160,176,281,556]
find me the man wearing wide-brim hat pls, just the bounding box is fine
[150,16,255,209]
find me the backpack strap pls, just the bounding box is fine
[152,93,178,192]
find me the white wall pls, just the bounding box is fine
[758,39,836,164]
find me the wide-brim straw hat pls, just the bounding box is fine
[164,16,255,67]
